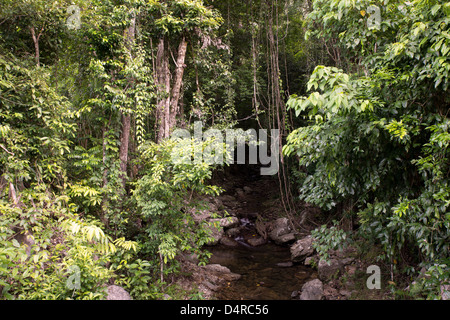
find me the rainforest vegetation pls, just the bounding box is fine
[0,0,449,300]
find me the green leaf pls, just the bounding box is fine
[12,239,20,248]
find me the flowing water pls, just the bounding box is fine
[208,165,316,300]
[209,241,315,300]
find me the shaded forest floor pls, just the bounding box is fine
[172,164,396,300]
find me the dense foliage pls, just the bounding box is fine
[0,0,229,300]
[1,0,449,300]
[284,0,450,299]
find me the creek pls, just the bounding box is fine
[209,240,314,300]
[207,165,316,300]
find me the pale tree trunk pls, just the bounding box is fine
[101,126,110,227]
[155,35,189,143]
[119,114,131,189]
[9,182,18,207]
[118,13,136,190]
[156,37,171,143]
[169,36,188,130]
[0,145,20,207]
[30,27,43,67]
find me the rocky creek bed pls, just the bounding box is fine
[106,165,370,300]
[172,165,364,301]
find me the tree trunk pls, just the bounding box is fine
[156,37,171,143]
[169,36,188,130]
[118,13,136,189]
[119,114,131,189]
[9,182,18,207]
[100,126,110,227]
[30,27,43,67]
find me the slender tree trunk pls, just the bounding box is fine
[118,13,136,189]
[119,114,131,189]
[30,27,43,67]
[101,126,110,227]
[169,36,188,130]
[9,182,18,207]
[156,37,171,143]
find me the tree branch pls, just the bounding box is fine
[0,144,14,156]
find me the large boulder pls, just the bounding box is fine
[205,217,239,246]
[211,217,240,229]
[205,223,225,246]
[300,279,324,300]
[318,258,343,282]
[290,236,315,262]
[192,210,212,223]
[247,236,266,247]
[203,264,241,282]
[268,218,295,244]
[106,285,132,300]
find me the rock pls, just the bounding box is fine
[247,236,266,247]
[206,225,225,246]
[220,237,239,247]
[225,227,241,237]
[203,281,220,291]
[192,211,211,223]
[204,264,241,281]
[236,188,245,198]
[106,285,132,300]
[318,259,343,282]
[219,194,237,203]
[205,217,239,246]
[212,217,240,229]
[243,186,252,194]
[291,290,300,299]
[277,233,296,244]
[329,247,356,259]
[339,289,352,298]
[441,284,450,300]
[300,279,324,300]
[177,260,241,300]
[323,284,340,300]
[204,264,231,273]
[213,198,224,210]
[345,264,357,276]
[268,218,294,244]
[276,261,294,268]
[340,257,355,266]
[179,252,200,264]
[207,201,219,213]
[290,236,315,262]
[304,256,318,266]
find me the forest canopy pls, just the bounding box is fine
[0,0,449,300]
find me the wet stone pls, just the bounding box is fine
[276,261,294,268]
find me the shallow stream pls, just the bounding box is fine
[209,240,315,300]
[208,165,316,300]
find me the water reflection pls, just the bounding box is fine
[209,242,315,300]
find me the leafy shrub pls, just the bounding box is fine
[132,137,224,281]
[0,188,137,300]
[284,0,450,299]
[311,221,353,262]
